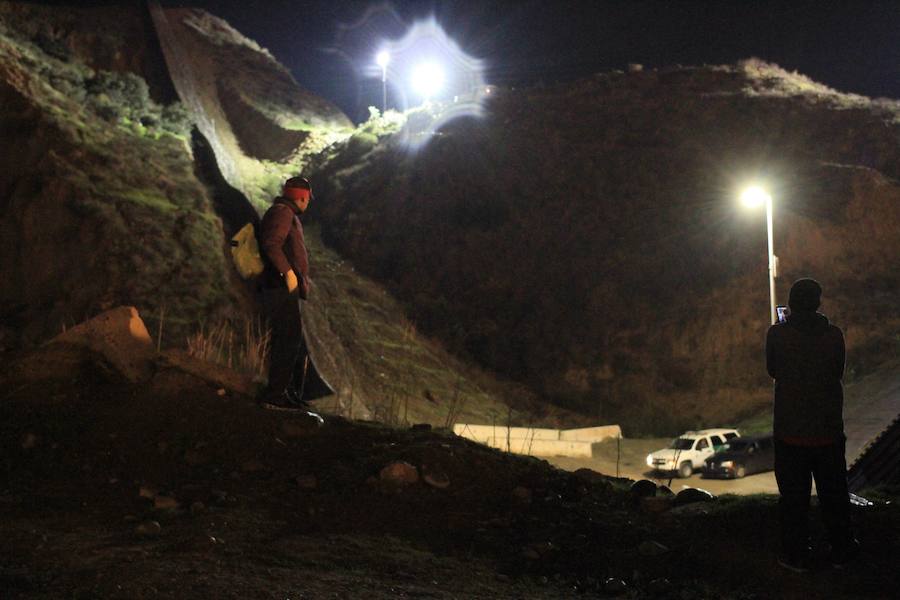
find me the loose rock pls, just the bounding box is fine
[423,471,450,489]
[379,461,419,485]
[674,487,716,506]
[153,495,180,510]
[603,578,628,596]
[281,416,322,438]
[640,496,673,513]
[630,479,657,498]
[134,520,161,538]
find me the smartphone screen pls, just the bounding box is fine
[776,305,789,323]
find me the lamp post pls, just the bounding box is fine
[741,186,777,325]
[376,50,390,112]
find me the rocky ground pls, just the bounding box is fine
[1,345,898,599]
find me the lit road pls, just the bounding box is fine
[546,438,779,495]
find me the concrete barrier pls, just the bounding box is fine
[481,437,595,458]
[453,423,622,458]
[559,425,622,442]
[452,424,561,443]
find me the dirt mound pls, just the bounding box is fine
[2,350,898,598]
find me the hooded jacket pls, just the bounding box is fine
[766,311,845,442]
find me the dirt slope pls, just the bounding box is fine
[310,61,900,435]
[1,347,898,599]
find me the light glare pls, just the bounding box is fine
[411,62,445,99]
[376,50,390,68]
[740,186,771,208]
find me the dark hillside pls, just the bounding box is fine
[0,2,536,428]
[2,343,898,598]
[0,13,236,346]
[310,62,900,434]
[0,1,177,102]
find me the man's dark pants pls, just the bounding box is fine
[774,438,853,555]
[261,287,304,401]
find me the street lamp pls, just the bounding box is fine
[376,50,390,112]
[740,185,778,325]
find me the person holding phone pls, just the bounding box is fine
[766,278,857,572]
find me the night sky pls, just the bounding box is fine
[160,0,900,122]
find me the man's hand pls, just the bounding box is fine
[284,269,299,294]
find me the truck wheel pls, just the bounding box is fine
[735,464,746,478]
[678,462,693,478]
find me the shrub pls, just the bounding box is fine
[160,103,192,137]
[347,131,378,156]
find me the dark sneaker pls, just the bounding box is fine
[829,539,860,569]
[777,553,810,573]
[285,388,311,410]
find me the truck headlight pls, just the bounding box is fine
[646,454,653,467]
[720,460,733,469]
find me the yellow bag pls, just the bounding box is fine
[230,222,264,280]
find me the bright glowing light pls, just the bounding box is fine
[369,17,487,150]
[411,62,445,99]
[740,185,771,208]
[376,50,390,69]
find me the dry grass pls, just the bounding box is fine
[186,318,270,378]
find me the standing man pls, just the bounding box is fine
[258,176,313,410]
[766,278,858,572]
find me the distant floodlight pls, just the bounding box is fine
[376,50,390,69]
[411,62,445,99]
[740,185,771,208]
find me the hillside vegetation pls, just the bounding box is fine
[0,8,236,346]
[0,2,537,428]
[310,61,900,434]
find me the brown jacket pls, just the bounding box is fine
[259,198,309,298]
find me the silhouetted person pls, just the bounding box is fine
[766,278,858,572]
[258,177,312,410]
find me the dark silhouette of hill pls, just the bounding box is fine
[310,62,900,434]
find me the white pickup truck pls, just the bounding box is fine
[646,428,741,478]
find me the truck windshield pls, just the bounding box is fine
[669,438,694,450]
